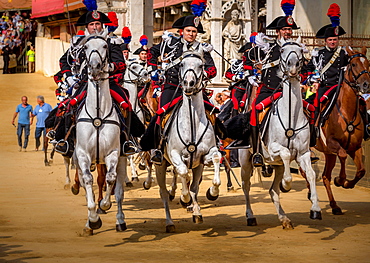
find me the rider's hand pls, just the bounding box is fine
[108,63,115,72]
[57,95,65,102]
[233,72,244,81]
[201,43,214,53]
[248,75,259,87]
[151,70,160,81]
[66,76,79,88]
[153,87,162,98]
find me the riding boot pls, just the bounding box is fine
[250,126,263,167]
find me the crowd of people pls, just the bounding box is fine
[0,11,37,74]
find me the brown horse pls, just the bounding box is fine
[307,47,370,215]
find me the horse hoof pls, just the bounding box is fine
[126,182,134,188]
[48,160,53,165]
[89,218,102,230]
[99,200,112,211]
[332,207,344,215]
[193,215,203,224]
[169,193,175,201]
[282,221,294,230]
[180,197,193,208]
[138,163,146,170]
[247,218,257,226]
[206,188,219,201]
[279,181,291,193]
[261,169,273,178]
[143,181,151,190]
[333,177,342,187]
[64,184,70,190]
[310,210,322,220]
[96,208,107,214]
[132,177,139,182]
[307,192,311,201]
[227,186,234,192]
[71,185,80,195]
[166,225,176,233]
[116,223,127,232]
[82,227,93,236]
[44,162,50,167]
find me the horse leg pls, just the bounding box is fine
[129,155,139,182]
[143,153,153,190]
[299,168,312,200]
[71,168,80,195]
[99,151,119,212]
[270,165,293,229]
[170,152,191,206]
[224,152,234,191]
[115,156,127,231]
[44,136,50,166]
[71,155,76,170]
[168,169,177,201]
[63,156,71,190]
[205,147,222,200]
[155,159,175,233]
[49,147,55,164]
[343,148,366,188]
[190,164,203,224]
[76,156,101,235]
[239,149,257,226]
[297,151,321,220]
[96,164,107,214]
[322,153,343,215]
[333,147,348,187]
[278,147,292,192]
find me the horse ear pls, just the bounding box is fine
[280,37,285,45]
[296,36,301,44]
[361,46,367,55]
[101,28,109,39]
[84,28,90,36]
[346,46,354,56]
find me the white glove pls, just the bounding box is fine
[66,76,79,88]
[57,82,68,92]
[108,63,115,72]
[57,95,65,102]
[201,42,214,53]
[248,75,259,87]
[153,87,162,98]
[233,72,244,82]
[109,36,122,45]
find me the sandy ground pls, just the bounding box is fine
[0,73,370,263]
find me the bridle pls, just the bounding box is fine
[123,61,148,84]
[179,53,205,96]
[84,35,109,80]
[344,53,370,92]
[279,41,304,80]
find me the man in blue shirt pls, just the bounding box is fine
[31,95,53,151]
[12,96,33,151]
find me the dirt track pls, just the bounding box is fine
[0,73,370,262]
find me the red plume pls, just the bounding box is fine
[281,0,295,5]
[105,12,118,27]
[121,27,132,38]
[327,3,340,17]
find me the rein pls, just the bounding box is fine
[344,53,370,91]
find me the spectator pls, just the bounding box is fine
[31,96,52,151]
[12,96,33,152]
[214,92,223,107]
[1,42,10,74]
[8,51,16,73]
[26,45,35,73]
[220,90,231,111]
[2,12,9,23]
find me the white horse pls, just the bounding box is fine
[123,60,153,185]
[75,30,127,235]
[239,38,321,229]
[155,51,222,233]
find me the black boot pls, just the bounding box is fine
[250,126,263,167]
[151,149,163,164]
[122,140,136,155]
[309,124,317,147]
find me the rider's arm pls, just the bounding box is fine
[108,39,126,75]
[59,50,73,79]
[224,67,235,81]
[203,51,217,79]
[147,43,161,72]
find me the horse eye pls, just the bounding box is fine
[180,63,183,67]
[84,45,88,50]
[199,65,202,69]
[281,48,284,53]
[352,63,356,67]
[103,44,107,49]
[132,65,137,69]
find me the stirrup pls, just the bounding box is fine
[46,130,56,140]
[55,139,69,155]
[225,139,251,150]
[252,152,263,168]
[122,141,137,156]
[151,149,163,165]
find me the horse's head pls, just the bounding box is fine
[179,51,204,96]
[82,28,109,81]
[279,37,304,79]
[345,46,370,94]
[127,61,150,84]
